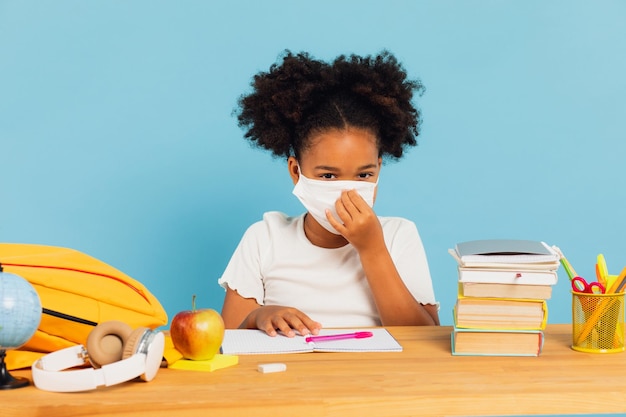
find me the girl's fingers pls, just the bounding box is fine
[344,189,369,211]
[257,307,322,337]
[326,210,347,235]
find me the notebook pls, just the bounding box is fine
[220,328,403,354]
[450,240,560,269]
[455,239,555,258]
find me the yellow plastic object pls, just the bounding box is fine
[572,291,625,353]
[169,354,239,372]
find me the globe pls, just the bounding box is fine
[0,268,42,389]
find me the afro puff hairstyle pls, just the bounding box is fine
[236,50,425,160]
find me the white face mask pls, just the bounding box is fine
[292,169,378,235]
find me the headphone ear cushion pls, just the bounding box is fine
[122,327,150,360]
[86,321,133,368]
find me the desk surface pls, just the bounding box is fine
[7,324,626,417]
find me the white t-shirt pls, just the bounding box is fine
[218,211,436,327]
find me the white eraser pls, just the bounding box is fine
[257,363,287,374]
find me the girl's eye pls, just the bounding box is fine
[320,173,336,179]
[358,173,374,179]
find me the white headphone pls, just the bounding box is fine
[31,321,165,392]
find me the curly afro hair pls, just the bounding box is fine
[236,50,425,160]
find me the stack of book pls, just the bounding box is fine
[448,239,560,357]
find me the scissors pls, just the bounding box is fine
[571,276,606,294]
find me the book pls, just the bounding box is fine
[454,296,547,330]
[450,239,560,269]
[460,282,552,300]
[451,328,544,356]
[220,328,402,355]
[457,267,558,286]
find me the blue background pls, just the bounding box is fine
[1,1,625,326]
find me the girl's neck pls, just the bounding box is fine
[303,213,349,249]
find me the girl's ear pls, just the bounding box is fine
[287,156,300,185]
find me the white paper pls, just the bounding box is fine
[220,328,402,355]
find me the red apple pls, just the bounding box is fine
[170,295,225,360]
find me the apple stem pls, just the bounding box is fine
[192,294,197,312]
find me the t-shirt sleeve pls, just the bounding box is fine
[217,221,267,305]
[384,218,437,305]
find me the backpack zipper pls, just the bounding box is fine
[1,262,150,304]
[42,308,98,326]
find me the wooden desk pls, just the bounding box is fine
[6,324,626,417]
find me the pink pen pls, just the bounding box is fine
[305,331,373,343]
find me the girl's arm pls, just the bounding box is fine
[358,243,440,326]
[329,189,440,326]
[221,287,260,329]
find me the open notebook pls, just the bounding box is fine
[220,328,403,354]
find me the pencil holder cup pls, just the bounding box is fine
[572,291,625,353]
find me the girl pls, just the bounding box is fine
[219,51,439,337]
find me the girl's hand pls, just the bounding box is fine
[327,189,384,253]
[245,305,322,337]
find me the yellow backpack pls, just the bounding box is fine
[0,243,169,370]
